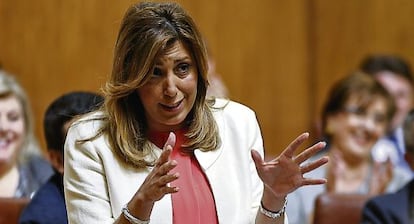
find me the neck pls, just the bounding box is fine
[0,164,19,197]
[148,128,188,149]
[329,146,370,167]
[328,148,371,193]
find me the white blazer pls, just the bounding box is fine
[64,99,287,224]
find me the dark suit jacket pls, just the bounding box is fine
[19,172,68,224]
[361,179,414,224]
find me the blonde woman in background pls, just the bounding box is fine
[0,69,53,198]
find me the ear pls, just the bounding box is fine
[48,150,64,174]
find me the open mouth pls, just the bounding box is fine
[161,99,183,110]
[0,139,10,150]
[351,131,372,147]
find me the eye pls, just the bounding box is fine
[7,111,22,122]
[353,108,365,116]
[344,106,365,116]
[175,63,190,76]
[152,67,162,77]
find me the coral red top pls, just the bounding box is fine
[148,129,218,224]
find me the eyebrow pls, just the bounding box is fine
[154,55,192,66]
[174,55,191,62]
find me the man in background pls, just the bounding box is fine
[361,108,414,223]
[19,91,104,224]
[361,54,414,175]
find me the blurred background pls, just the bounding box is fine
[1,0,414,157]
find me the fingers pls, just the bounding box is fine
[385,157,393,169]
[156,132,176,167]
[300,156,329,173]
[301,177,327,186]
[251,149,265,172]
[281,132,309,159]
[373,159,393,178]
[162,185,180,194]
[158,172,180,190]
[163,132,176,151]
[294,141,326,164]
[156,147,173,167]
[251,149,263,163]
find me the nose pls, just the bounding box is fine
[361,115,379,133]
[163,74,178,98]
[365,118,375,130]
[0,118,6,132]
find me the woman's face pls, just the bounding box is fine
[137,41,198,132]
[327,96,389,160]
[0,95,25,166]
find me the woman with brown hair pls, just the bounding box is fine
[64,2,328,224]
[286,71,412,224]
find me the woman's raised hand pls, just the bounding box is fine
[369,158,393,195]
[136,132,180,203]
[251,132,328,198]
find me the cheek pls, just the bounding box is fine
[137,86,158,107]
[335,116,356,132]
[7,121,26,154]
[11,120,25,136]
[399,98,412,109]
[183,77,198,96]
[373,124,387,137]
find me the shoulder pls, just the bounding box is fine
[65,111,109,161]
[68,111,106,138]
[23,155,53,179]
[388,167,413,191]
[368,179,412,208]
[19,175,67,223]
[213,98,255,112]
[18,155,54,193]
[212,98,257,120]
[211,98,259,131]
[28,173,64,205]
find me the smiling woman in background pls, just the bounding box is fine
[0,70,53,198]
[286,71,413,224]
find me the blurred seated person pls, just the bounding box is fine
[286,71,412,224]
[0,69,53,198]
[205,45,228,99]
[361,108,414,224]
[360,54,414,175]
[19,91,104,224]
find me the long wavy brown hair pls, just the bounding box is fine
[86,2,220,168]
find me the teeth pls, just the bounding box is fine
[0,139,7,148]
[164,101,180,108]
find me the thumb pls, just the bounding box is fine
[251,149,264,166]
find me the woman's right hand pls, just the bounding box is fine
[126,132,180,221]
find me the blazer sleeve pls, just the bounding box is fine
[64,121,115,224]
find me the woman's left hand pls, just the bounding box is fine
[251,132,328,198]
[369,158,393,195]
